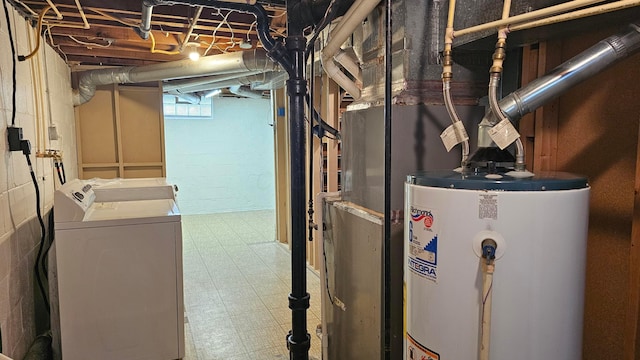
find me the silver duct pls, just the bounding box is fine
[168,91,201,104]
[172,71,286,94]
[162,70,263,91]
[492,21,640,123]
[229,85,264,98]
[73,49,278,105]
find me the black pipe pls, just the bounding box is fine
[383,0,392,358]
[285,1,310,356]
[308,44,315,243]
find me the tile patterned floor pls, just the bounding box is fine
[181,210,322,360]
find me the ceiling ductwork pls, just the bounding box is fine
[229,85,265,99]
[73,49,279,105]
[162,71,264,92]
[170,71,286,94]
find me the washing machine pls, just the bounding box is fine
[51,179,184,360]
[89,177,178,202]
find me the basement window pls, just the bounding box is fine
[163,94,213,119]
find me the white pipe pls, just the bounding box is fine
[13,0,38,16]
[45,0,63,20]
[74,0,89,29]
[480,262,495,360]
[321,0,381,99]
[509,0,640,32]
[453,0,608,37]
[334,49,361,82]
[179,6,203,51]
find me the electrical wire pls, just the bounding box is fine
[45,25,68,63]
[149,32,181,55]
[26,154,50,314]
[41,209,55,280]
[68,35,112,48]
[322,233,336,306]
[204,10,234,55]
[18,5,51,61]
[2,0,17,126]
[305,0,338,60]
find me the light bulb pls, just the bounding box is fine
[189,50,200,61]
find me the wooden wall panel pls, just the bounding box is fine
[82,168,120,179]
[119,87,164,163]
[532,27,640,359]
[123,167,164,178]
[75,83,166,179]
[77,86,117,164]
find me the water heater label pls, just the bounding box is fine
[479,194,498,220]
[407,333,440,360]
[408,206,438,282]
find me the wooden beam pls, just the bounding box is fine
[65,54,160,66]
[532,40,562,173]
[58,45,183,62]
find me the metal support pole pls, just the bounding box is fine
[383,0,393,358]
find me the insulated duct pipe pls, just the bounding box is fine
[73,49,278,105]
[162,70,264,91]
[489,21,640,123]
[229,85,264,98]
[171,71,285,93]
[167,91,201,103]
[321,0,380,99]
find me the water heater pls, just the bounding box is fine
[404,170,589,360]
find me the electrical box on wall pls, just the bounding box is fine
[8,127,23,152]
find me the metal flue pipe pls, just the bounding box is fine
[162,70,264,91]
[170,71,284,94]
[73,49,278,105]
[490,21,640,123]
[229,85,264,98]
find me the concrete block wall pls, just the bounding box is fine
[164,97,275,214]
[0,4,77,359]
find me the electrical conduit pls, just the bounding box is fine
[321,0,380,99]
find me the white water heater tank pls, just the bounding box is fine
[404,171,589,360]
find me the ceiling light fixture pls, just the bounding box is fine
[239,39,252,49]
[185,42,200,61]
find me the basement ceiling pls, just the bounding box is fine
[11,0,288,66]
